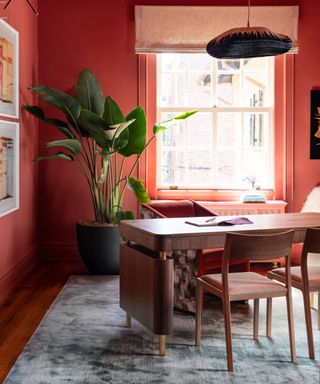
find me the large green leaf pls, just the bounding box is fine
[119,107,146,156]
[127,177,150,203]
[153,124,167,135]
[45,139,81,155]
[78,110,134,146]
[115,210,135,222]
[75,69,104,116]
[107,119,135,141]
[77,109,110,148]
[34,152,74,161]
[30,85,81,124]
[173,110,197,120]
[103,96,125,125]
[24,105,75,139]
[153,109,198,135]
[113,128,129,151]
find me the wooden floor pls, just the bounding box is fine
[0,261,272,383]
[0,261,87,383]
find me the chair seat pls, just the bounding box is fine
[201,272,287,300]
[270,266,320,288]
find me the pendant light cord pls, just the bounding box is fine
[247,0,251,28]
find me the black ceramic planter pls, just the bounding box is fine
[76,222,121,275]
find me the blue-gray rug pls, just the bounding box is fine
[4,276,320,383]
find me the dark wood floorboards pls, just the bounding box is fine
[0,261,87,383]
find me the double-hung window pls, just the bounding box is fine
[156,53,274,191]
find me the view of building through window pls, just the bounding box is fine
[156,54,274,190]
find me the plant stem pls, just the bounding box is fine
[119,135,156,206]
[76,159,99,221]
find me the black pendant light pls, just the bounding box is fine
[206,0,292,59]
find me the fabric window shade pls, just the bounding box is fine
[135,5,299,54]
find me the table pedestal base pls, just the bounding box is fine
[120,244,174,356]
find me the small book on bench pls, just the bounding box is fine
[185,217,253,227]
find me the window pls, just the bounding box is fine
[156,54,274,191]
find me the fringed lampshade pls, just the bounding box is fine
[206,26,292,59]
[206,0,293,59]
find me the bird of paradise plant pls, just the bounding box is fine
[24,69,196,224]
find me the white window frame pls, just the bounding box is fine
[156,54,275,191]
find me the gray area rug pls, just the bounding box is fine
[4,276,320,383]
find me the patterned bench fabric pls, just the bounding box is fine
[140,205,198,313]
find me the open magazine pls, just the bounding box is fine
[185,217,253,227]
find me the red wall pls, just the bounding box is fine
[37,0,320,258]
[293,0,320,210]
[0,0,38,302]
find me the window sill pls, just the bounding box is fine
[152,189,275,201]
[147,198,288,215]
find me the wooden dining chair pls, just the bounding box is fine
[195,230,296,372]
[268,227,320,360]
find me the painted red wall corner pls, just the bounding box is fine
[0,0,39,303]
[37,0,138,259]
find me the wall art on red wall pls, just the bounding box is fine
[0,19,19,118]
[310,90,320,159]
[0,120,19,217]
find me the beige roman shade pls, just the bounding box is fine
[135,5,299,54]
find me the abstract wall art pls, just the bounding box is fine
[0,19,19,118]
[310,90,320,159]
[0,120,19,217]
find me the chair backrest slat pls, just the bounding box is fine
[300,228,320,288]
[223,230,295,264]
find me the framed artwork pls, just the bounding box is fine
[0,19,19,118]
[310,90,320,159]
[0,120,19,217]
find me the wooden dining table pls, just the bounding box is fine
[119,212,320,356]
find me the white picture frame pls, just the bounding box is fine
[0,19,19,118]
[0,120,19,217]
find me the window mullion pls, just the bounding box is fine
[212,109,218,187]
[212,58,218,187]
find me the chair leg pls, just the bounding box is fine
[310,292,315,308]
[266,298,272,338]
[195,284,203,347]
[126,312,131,328]
[286,293,297,363]
[302,289,315,359]
[159,335,166,356]
[253,299,259,340]
[222,298,233,372]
